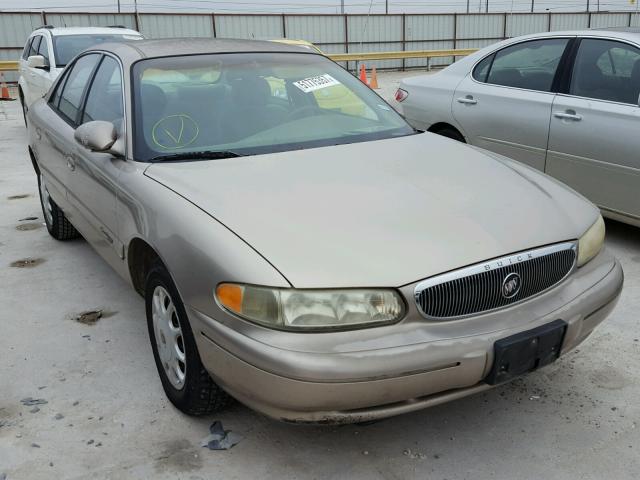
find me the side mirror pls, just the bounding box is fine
[75,121,124,157]
[27,55,48,70]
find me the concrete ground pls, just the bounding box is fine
[1,72,639,480]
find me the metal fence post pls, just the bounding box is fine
[211,13,217,38]
[503,12,507,39]
[401,13,406,71]
[281,13,286,38]
[453,12,458,63]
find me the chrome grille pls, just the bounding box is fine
[414,242,577,319]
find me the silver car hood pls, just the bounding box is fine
[145,133,597,288]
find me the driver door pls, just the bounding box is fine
[69,54,126,264]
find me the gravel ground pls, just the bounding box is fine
[0,71,639,480]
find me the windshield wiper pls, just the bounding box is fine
[150,150,244,162]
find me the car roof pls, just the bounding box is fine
[33,26,141,37]
[513,28,640,43]
[87,37,317,63]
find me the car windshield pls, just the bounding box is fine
[53,33,142,67]
[132,52,414,162]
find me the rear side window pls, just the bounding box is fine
[476,38,569,92]
[570,39,640,104]
[82,56,124,124]
[56,54,101,124]
[472,54,494,82]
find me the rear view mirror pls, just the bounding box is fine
[27,55,48,70]
[75,121,124,157]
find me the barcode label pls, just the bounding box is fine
[293,74,341,93]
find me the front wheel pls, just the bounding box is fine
[145,261,231,415]
[20,91,28,127]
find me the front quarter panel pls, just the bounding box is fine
[116,161,291,315]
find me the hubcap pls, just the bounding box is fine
[152,286,187,390]
[39,174,53,226]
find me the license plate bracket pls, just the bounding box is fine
[485,319,567,385]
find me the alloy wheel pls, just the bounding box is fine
[152,285,187,390]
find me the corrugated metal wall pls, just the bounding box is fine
[215,15,283,39]
[550,13,590,31]
[2,10,639,77]
[45,13,136,29]
[506,13,549,37]
[139,14,213,38]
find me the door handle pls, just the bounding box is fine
[553,111,582,121]
[66,156,76,171]
[457,95,477,105]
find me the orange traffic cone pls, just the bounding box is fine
[358,63,368,85]
[0,73,11,100]
[370,66,379,89]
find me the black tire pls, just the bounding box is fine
[38,174,80,241]
[19,91,27,127]
[145,260,231,416]
[434,127,466,143]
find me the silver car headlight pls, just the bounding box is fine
[215,283,405,331]
[577,215,605,267]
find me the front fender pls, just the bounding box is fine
[117,161,290,319]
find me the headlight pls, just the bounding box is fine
[215,283,405,331]
[577,215,605,267]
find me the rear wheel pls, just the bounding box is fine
[434,126,465,143]
[38,174,80,240]
[145,261,231,415]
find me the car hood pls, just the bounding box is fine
[144,133,598,288]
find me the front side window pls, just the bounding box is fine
[570,39,640,104]
[36,36,50,65]
[53,33,142,67]
[57,54,100,124]
[132,52,413,162]
[479,38,569,92]
[82,56,123,124]
[22,37,34,60]
[49,68,69,108]
[28,36,41,58]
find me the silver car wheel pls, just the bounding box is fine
[152,285,187,390]
[39,174,53,227]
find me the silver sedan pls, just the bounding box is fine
[396,28,640,228]
[27,38,622,423]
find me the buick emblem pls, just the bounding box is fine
[501,272,521,298]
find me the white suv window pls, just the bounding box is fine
[36,36,50,66]
[28,36,41,58]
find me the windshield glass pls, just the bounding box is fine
[53,34,142,67]
[132,52,413,162]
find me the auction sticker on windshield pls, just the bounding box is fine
[293,74,340,93]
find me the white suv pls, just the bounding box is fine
[18,26,142,122]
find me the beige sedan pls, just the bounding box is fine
[27,38,623,423]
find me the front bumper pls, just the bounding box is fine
[189,248,623,424]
